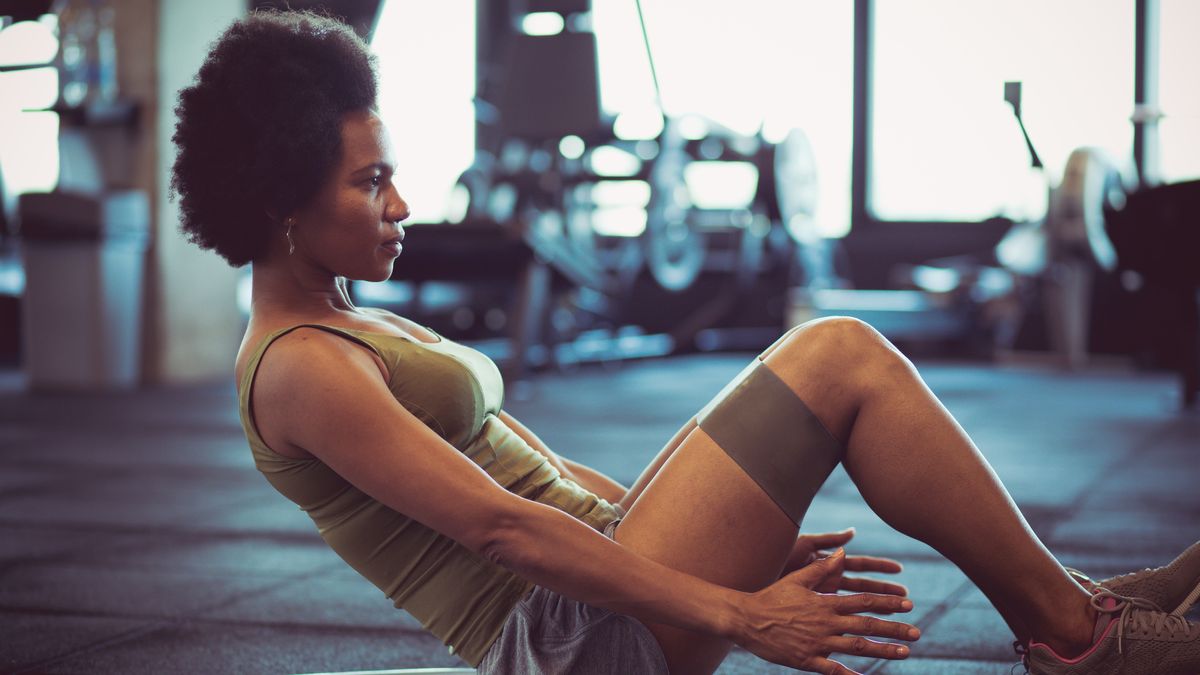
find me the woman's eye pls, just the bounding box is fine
[368,176,382,188]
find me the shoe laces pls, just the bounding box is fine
[1011,640,1031,675]
[1091,589,1192,654]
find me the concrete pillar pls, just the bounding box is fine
[143,0,245,384]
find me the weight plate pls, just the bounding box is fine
[774,128,820,244]
[644,119,704,291]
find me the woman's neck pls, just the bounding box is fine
[249,259,358,317]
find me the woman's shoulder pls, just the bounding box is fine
[234,315,390,393]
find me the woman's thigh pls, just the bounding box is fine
[613,418,799,674]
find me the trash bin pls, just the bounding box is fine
[18,189,149,390]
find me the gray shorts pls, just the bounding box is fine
[476,519,668,675]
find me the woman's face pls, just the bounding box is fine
[290,109,409,282]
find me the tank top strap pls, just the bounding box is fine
[239,324,387,450]
[241,324,384,391]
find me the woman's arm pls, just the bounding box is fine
[253,329,916,669]
[500,408,907,596]
[497,410,627,503]
[255,330,745,632]
[499,408,697,511]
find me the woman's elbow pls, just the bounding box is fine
[470,502,544,571]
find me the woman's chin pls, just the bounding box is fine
[367,261,396,283]
[340,265,394,284]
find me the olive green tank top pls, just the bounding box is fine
[237,323,622,666]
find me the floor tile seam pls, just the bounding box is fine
[167,564,333,616]
[6,619,169,674]
[873,655,1017,673]
[0,463,126,480]
[0,565,317,618]
[0,517,326,543]
[0,598,422,634]
[1041,421,1190,544]
[0,420,244,437]
[11,601,441,671]
[0,456,254,478]
[0,566,332,671]
[859,579,978,674]
[167,613,430,637]
[0,481,101,502]
[0,471,262,494]
[0,556,332,580]
[0,604,173,622]
[155,488,296,530]
[879,653,1021,673]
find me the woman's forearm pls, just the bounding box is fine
[498,411,629,502]
[481,495,747,641]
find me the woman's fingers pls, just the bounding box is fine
[833,606,921,642]
[834,591,914,616]
[824,635,912,660]
[800,529,856,550]
[840,552,902,571]
[742,574,918,672]
[838,575,909,597]
[805,657,863,675]
[843,554,903,574]
[791,548,847,589]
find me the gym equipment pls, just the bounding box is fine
[459,0,822,298]
[372,0,831,374]
[996,81,1131,368]
[1104,179,1200,407]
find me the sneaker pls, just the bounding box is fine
[1065,541,1200,615]
[1023,590,1200,674]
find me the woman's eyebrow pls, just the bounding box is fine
[351,161,393,175]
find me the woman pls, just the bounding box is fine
[172,11,1200,675]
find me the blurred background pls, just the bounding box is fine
[0,0,1197,396]
[0,1,1197,674]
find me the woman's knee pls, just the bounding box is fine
[786,316,897,355]
[766,316,909,388]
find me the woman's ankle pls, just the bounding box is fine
[1032,595,1100,659]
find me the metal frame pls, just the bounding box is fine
[1133,0,1160,187]
[850,0,873,233]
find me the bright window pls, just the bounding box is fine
[871,0,1135,222]
[0,17,60,216]
[1158,0,1200,183]
[593,0,854,237]
[371,0,476,224]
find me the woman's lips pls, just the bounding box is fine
[380,240,403,257]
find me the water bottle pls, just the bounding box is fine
[95,1,118,103]
[55,0,95,108]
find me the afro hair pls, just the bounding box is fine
[170,10,378,266]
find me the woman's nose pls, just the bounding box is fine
[388,195,410,224]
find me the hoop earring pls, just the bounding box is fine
[285,219,295,255]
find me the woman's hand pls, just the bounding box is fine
[785,528,907,596]
[735,550,920,675]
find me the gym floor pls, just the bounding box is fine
[1,354,1197,674]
